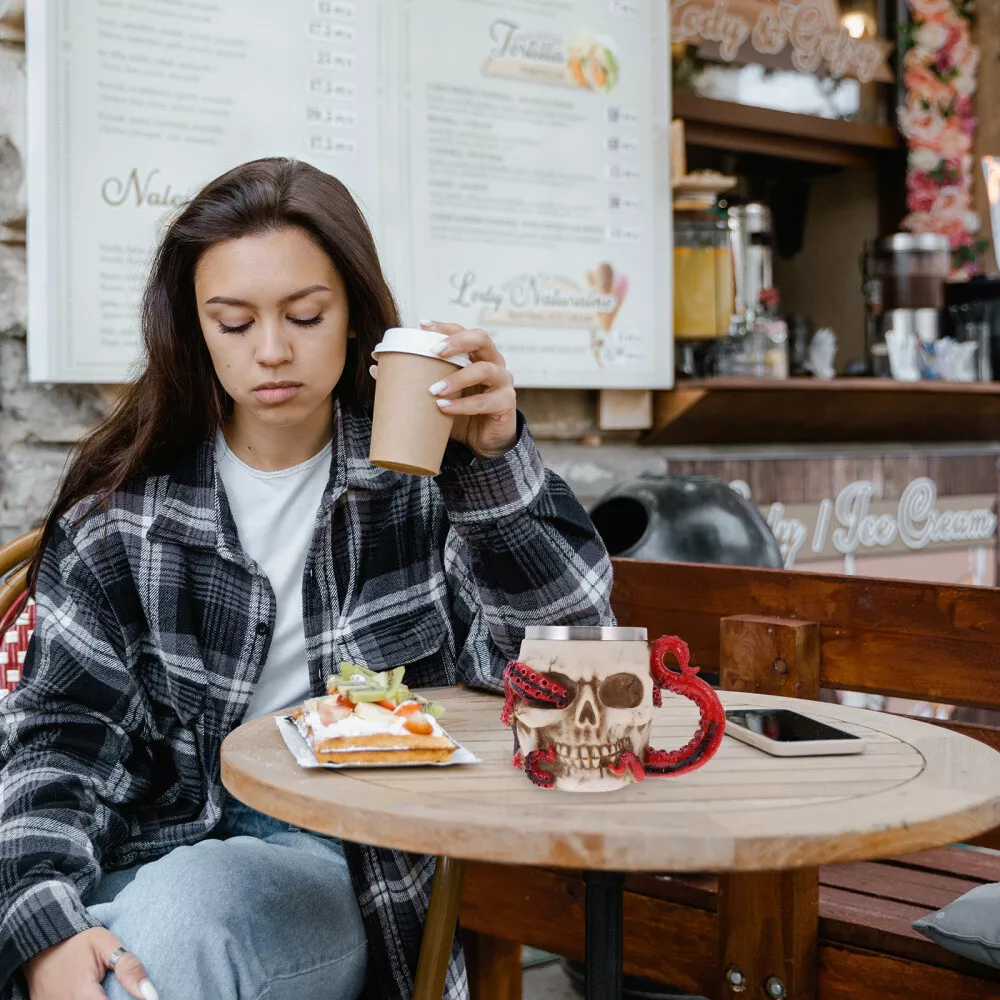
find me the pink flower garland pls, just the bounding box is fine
[898,0,980,279]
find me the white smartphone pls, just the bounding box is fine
[724,708,866,757]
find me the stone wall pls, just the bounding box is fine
[0,1,106,544]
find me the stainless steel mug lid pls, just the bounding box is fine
[523,626,648,641]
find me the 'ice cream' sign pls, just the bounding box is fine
[730,478,997,569]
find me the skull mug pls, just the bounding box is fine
[502,626,725,792]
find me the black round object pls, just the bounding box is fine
[589,473,783,569]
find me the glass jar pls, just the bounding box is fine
[762,319,789,379]
[673,210,735,341]
[722,324,768,379]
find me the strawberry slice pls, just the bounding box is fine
[377,700,398,712]
[403,712,433,736]
[318,699,353,726]
[395,701,436,733]
[393,701,422,716]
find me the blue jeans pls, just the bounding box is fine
[84,797,367,1000]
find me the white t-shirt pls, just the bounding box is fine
[216,433,331,719]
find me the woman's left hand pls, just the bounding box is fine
[372,321,518,460]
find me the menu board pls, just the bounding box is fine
[27,0,672,387]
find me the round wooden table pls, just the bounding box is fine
[221,688,1000,1000]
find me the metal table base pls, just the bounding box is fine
[585,870,625,1000]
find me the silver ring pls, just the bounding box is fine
[107,946,128,968]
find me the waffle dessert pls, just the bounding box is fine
[292,664,456,765]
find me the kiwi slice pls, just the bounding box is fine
[327,663,426,708]
[339,661,378,681]
[385,667,406,698]
[413,693,445,718]
[343,686,389,704]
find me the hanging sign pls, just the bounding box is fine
[671,0,894,84]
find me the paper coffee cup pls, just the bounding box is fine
[369,328,471,476]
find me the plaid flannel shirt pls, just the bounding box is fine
[0,402,612,1000]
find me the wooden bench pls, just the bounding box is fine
[459,559,1000,1000]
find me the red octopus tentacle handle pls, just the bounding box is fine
[501,660,570,786]
[641,636,725,778]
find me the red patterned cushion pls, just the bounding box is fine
[0,595,34,697]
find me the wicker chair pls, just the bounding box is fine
[0,528,42,695]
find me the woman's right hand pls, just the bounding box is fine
[23,926,158,1000]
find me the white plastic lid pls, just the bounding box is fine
[372,327,471,368]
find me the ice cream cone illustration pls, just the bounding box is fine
[587,262,628,332]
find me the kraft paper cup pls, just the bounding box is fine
[369,328,470,477]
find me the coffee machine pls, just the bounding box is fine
[861,234,950,378]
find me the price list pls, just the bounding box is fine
[29,0,385,380]
[396,0,670,384]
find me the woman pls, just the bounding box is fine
[0,158,612,1000]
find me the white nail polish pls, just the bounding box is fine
[428,380,448,396]
[139,980,160,1000]
[435,339,450,355]
[419,319,434,327]
[436,398,453,409]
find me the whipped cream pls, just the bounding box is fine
[298,707,446,742]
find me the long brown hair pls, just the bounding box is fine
[28,157,400,591]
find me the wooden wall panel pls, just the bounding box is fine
[665,453,997,505]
